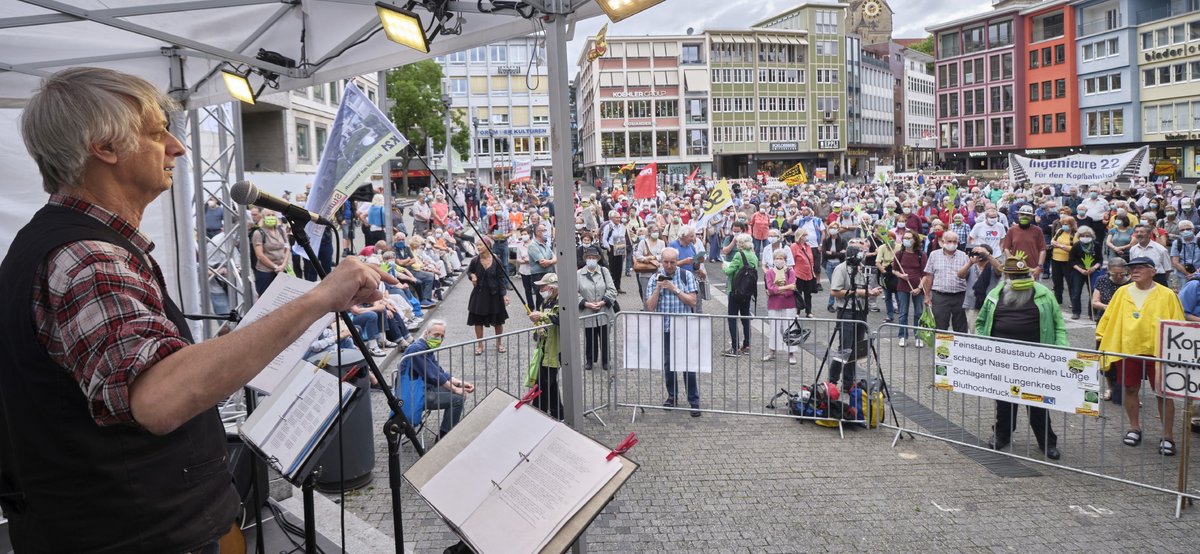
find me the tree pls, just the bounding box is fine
[908,34,935,74]
[385,60,470,195]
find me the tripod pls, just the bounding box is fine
[808,259,908,438]
[288,217,424,554]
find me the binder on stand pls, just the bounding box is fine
[405,389,639,554]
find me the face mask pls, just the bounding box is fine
[1184,231,1196,241]
[902,238,913,248]
[263,216,278,228]
[1077,212,1087,219]
[581,240,593,247]
[540,290,553,300]
[1167,211,1177,218]
[942,242,958,252]
[953,219,963,225]
[426,337,443,349]
[987,217,998,225]
[768,237,779,244]
[902,207,911,214]
[1019,217,1031,227]
[1116,220,1127,227]
[1010,278,1034,291]
[651,232,660,239]
[1150,204,1158,210]
[774,260,786,269]
[1080,237,1093,244]
[1062,225,1072,233]
[585,258,599,269]
[1089,193,1098,199]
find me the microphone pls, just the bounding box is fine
[230,181,335,227]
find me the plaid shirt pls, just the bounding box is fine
[32,195,189,426]
[645,267,698,331]
[949,222,972,243]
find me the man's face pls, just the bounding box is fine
[1130,264,1155,285]
[661,256,678,275]
[1135,228,1150,244]
[428,325,446,341]
[114,112,185,199]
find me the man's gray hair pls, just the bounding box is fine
[735,233,753,250]
[22,67,180,194]
[425,319,447,335]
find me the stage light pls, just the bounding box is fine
[376,2,430,53]
[222,70,256,105]
[595,0,665,22]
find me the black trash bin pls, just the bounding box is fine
[309,348,376,493]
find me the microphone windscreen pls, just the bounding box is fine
[230,181,258,205]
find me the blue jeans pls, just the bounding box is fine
[708,232,722,261]
[895,290,924,338]
[425,387,464,437]
[753,238,766,258]
[825,260,840,308]
[351,311,379,340]
[663,330,700,407]
[492,239,510,275]
[882,286,896,319]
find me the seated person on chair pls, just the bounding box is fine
[402,320,474,438]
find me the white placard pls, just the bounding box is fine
[668,316,712,374]
[622,313,665,370]
[1008,146,1150,187]
[932,333,1103,416]
[1159,321,1200,400]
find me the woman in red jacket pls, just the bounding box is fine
[791,228,818,318]
[891,230,927,348]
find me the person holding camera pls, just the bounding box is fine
[921,231,971,333]
[962,244,1003,333]
[645,248,701,417]
[828,238,881,391]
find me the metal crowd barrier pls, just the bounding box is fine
[611,311,875,435]
[874,322,1199,515]
[389,313,612,447]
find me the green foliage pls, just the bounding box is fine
[908,35,934,56]
[385,60,470,161]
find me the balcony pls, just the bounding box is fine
[1078,15,1122,37]
[1137,1,1200,24]
[1031,23,1065,43]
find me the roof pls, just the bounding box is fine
[893,38,926,47]
[1019,0,1073,15]
[750,2,849,29]
[0,0,603,109]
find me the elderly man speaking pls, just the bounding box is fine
[975,255,1066,460]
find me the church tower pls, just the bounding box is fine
[845,0,894,45]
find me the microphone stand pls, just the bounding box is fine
[287,217,423,554]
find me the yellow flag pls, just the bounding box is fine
[619,161,636,172]
[693,179,733,230]
[781,162,807,186]
[587,24,609,62]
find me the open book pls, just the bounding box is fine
[237,274,336,395]
[408,391,631,554]
[238,360,356,481]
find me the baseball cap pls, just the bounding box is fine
[1125,256,1155,269]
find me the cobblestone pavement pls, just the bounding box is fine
[329,232,1199,552]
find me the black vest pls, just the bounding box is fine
[0,205,238,553]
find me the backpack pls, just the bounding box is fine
[847,378,886,429]
[730,250,757,301]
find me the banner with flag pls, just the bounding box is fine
[634,163,658,199]
[692,179,733,230]
[618,161,636,172]
[685,166,699,183]
[511,158,533,183]
[302,82,409,255]
[587,23,609,62]
[780,162,807,186]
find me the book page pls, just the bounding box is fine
[239,275,335,395]
[461,425,621,554]
[239,361,352,478]
[420,403,558,526]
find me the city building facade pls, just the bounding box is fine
[846,42,896,176]
[1135,0,1200,180]
[576,34,713,187]
[1073,0,1152,154]
[929,4,1028,172]
[436,37,551,185]
[1022,0,1082,156]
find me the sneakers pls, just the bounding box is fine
[368,345,388,357]
[720,348,741,357]
[377,338,398,349]
[761,353,774,362]
[898,338,906,348]
[915,340,924,349]
[788,354,798,365]
[740,345,751,355]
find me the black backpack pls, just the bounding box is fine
[730,250,757,301]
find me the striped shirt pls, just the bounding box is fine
[32,194,189,426]
[923,248,970,294]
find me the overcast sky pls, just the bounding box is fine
[564,0,994,77]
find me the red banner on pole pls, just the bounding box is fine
[634,163,657,199]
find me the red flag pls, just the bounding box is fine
[634,163,657,199]
[686,166,699,183]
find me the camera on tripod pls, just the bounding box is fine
[844,245,865,267]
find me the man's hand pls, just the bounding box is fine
[868,287,883,297]
[461,381,475,394]
[312,257,383,313]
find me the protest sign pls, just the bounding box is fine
[1007,146,1150,187]
[932,333,1103,416]
[1159,321,1200,400]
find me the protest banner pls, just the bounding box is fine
[511,158,532,184]
[301,82,409,255]
[1159,320,1200,400]
[932,333,1103,416]
[1007,146,1150,187]
[692,178,732,230]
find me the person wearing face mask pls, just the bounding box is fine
[577,247,617,371]
[1128,224,1172,287]
[749,203,771,257]
[968,208,1007,256]
[1105,208,1135,260]
[526,274,564,418]
[1048,216,1078,308]
[764,250,800,364]
[760,229,794,274]
[411,193,432,236]
[1091,258,1128,404]
[251,211,292,297]
[634,224,666,300]
[204,196,224,239]
[921,231,971,332]
[828,238,881,390]
[600,210,628,293]
[975,257,1066,460]
[403,320,474,439]
[1067,225,1103,320]
[1179,196,1200,227]
[1170,221,1200,281]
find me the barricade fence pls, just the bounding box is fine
[390,313,612,447]
[611,311,879,433]
[874,322,1199,514]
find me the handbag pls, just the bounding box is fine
[525,337,545,388]
[632,242,658,273]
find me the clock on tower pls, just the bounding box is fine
[847,0,893,45]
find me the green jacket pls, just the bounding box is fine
[724,249,758,279]
[975,281,1067,346]
[535,298,561,368]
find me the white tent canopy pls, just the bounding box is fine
[0,0,601,108]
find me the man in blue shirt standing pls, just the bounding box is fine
[668,227,706,311]
[401,320,474,438]
[645,248,702,417]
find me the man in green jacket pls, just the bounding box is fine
[976,255,1066,460]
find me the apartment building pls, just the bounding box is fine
[1073,0,1154,154]
[1022,0,1083,156]
[1135,0,1200,180]
[846,43,896,176]
[575,34,713,186]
